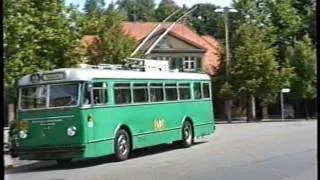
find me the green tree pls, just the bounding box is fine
[189,4,221,36]
[4,0,79,102]
[154,0,181,22]
[292,0,316,44]
[83,0,106,15]
[107,1,116,12]
[117,0,155,21]
[75,11,137,65]
[230,23,284,122]
[266,0,302,65]
[286,35,316,119]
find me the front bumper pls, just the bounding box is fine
[16,145,85,160]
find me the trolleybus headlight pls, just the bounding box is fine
[19,130,28,139]
[67,126,77,136]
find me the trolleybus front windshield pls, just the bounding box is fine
[19,83,80,110]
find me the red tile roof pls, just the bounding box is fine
[78,23,221,74]
[122,22,221,74]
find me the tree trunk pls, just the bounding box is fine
[304,99,310,120]
[315,98,317,118]
[247,94,256,122]
[225,99,232,123]
[246,94,249,122]
[295,100,300,118]
[262,105,269,120]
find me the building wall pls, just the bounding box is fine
[140,33,207,73]
[140,33,203,51]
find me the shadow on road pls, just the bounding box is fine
[5,141,206,174]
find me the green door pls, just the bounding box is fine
[88,81,108,142]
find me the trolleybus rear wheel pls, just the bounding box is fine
[114,129,131,161]
[56,158,72,165]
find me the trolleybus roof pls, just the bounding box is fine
[18,68,210,86]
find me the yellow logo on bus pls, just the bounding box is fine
[19,120,29,130]
[154,119,165,131]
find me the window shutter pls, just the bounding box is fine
[170,57,182,71]
[178,57,183,71]
[196,57,202,71]
[170,58,176,69]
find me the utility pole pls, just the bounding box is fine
[215,7,237,123]
[224,8,232,123]
[224,8,230,80]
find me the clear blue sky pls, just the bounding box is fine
[65,0,233,9]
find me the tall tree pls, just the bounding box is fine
[4,0,79,102]
[189,4,221,36]
[107,1,116,12]
[74,11,137,65]
[286,35,316,119]
[117,0,155,21]
[83,0,106,15]
[230,22,284,122]
[266,0,302,65]
[291,0,316,44]
[154,0,181,22]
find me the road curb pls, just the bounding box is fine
[4,156,15,169]
[215,118,316,124]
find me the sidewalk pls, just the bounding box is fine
[215,118,316,124]
[4,155,38,169]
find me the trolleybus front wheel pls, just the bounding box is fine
[114,129,131,161]
[181,121,193,148]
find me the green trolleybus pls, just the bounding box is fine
[13,68,215,164]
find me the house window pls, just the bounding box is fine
[156,56,171,61]
[183,56,200,72]
[156,36,171,49]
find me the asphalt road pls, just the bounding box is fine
[5,120,317,180]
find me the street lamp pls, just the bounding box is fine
[215,7,237,123]
[280,88,290,121]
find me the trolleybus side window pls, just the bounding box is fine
[178,83,191,100]
[133,83,148,103]
[114,83,131,104]
[194,82,202,99]
[165,83,178,101]
[92,82,107,105]
[150,83,164,102]
[202,82,210,98]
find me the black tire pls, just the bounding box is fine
[181,121,193,148]
[10,149,18,158]
[56,158,72,165]
[114,129,131,161]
